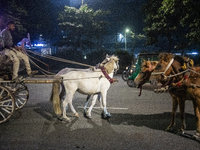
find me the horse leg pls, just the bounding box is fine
[69,100,79,118]
[84,95,92,115]
[59,82,66,101]
[62,93,74,122]
[86,94,98,119]
[192,99,200,138]
[166,94,178,131]
[98,94,103,110]
[101,91,111,118]
[178,99,186,134]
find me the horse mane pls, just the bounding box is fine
[142,60,157,68]
[104,55,119,74]
[159,53,191,67]
[159,53,174,62]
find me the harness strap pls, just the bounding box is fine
[100,66,114,83]
[152,58,174,77]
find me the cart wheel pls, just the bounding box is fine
[13,84,29,110]
[0,85,15,124]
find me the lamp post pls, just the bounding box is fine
[82,0,83,5]
[125,29,129,50]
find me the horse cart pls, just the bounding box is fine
[0,48,119,124]
[0,55,59,125]
[0,47,55,124]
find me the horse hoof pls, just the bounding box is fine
[64,118,71,122]
[74,112,79,118]
[106,113,111,118]
[57,115,63,121]
[83,112,91,119]
[177,130,184,135]
[101,113,111,119]
[165,127,174,132]
[193,133,200,140]
[86,112,92,119]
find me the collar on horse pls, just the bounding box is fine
[100,66,114,83]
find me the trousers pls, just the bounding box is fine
[4,48,31,79]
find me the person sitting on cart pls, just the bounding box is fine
[0,21,38,82]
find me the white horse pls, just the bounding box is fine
[50,55,119,121]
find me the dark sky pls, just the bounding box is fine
[52,0,146,35]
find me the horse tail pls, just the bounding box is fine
[50,78,62,115]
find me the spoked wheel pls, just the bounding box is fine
[4,83,29,110]
[127,79,136,87]
[122,72,129,81]
[0,85,15,124]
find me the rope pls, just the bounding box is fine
[28,58,55,75]
[21,48,55,75]
[163,69,200,78]
[166,69,190,78]
[19,38,93,77]
[26,49,94,68]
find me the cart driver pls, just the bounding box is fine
[0,21,38,82]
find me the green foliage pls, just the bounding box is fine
[114,49,134,73]
[0,0,56,42]
[0,0,28,41]
[143,0,200,52]
[57,4,110,50]
[85,48,112,65]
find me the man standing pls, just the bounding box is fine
[1,21,37,81]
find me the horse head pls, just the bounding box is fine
[134,60,158,88]
[101,54,119,74]
[150,53,189,87]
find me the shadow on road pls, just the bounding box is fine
[33,101,196,132]
[109,112,196,131]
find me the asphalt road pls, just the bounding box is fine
[0,75,200,150]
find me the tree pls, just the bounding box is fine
[0,0,28,42]
[0,0,57,43]
[143,0,200,54]
[57,4,110,51]
[20,0,57,42]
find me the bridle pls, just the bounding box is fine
[152,58,174,78]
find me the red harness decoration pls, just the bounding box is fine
[100,66,114,83]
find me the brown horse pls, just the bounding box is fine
[134,60,158,87]
[136,53,200,138]
[134,60,158,96]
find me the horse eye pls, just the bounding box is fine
[164,59,168,62]
[156,64,161,69]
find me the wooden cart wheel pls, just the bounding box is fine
[0,85,15,124]
[4,83,29,110]
[13,84,29,110]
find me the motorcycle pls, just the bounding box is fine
[121,65,135,81]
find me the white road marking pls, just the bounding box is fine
[77,106,128,110]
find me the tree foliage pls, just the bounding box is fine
[0,0,56,43]
[57,4,110,50]
[0,0,27,42]
[143,0,200,53]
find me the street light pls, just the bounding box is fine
[82,0,83,5]
[125,29,129,50]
